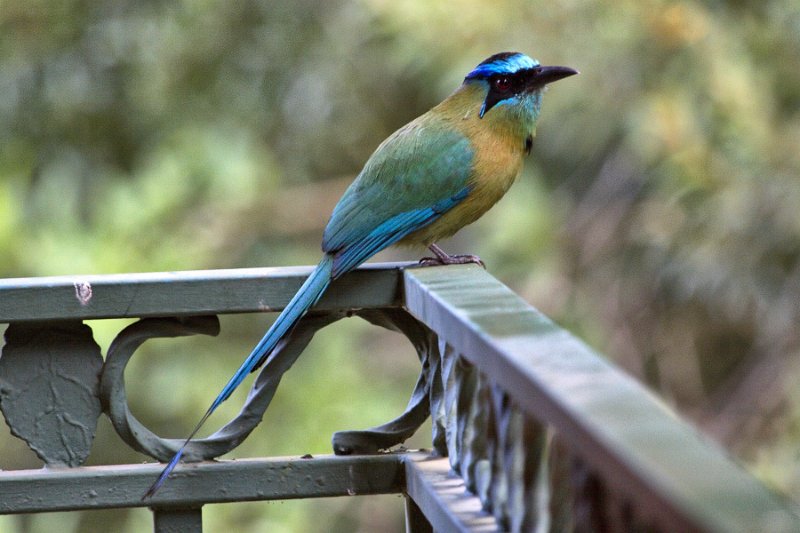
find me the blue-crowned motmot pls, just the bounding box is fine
[144,51,577,497]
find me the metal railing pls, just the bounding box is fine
[0,263,797,532]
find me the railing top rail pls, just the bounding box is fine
[403,265,800,533]
[0,262,409,322]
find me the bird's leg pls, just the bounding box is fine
[419,243,486,268]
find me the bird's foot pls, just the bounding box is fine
[419,254,485,268]
[419,243,486,269]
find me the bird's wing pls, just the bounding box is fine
[322,119,474,276]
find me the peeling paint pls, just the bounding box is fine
[73,281,92,306]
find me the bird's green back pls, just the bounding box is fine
[322,114,474,255]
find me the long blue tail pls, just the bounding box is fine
[143,255,334,498]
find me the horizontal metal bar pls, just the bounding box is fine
[0,454,405,513]
[403,265,800,533]
[0,262,410,322]
[403,454,500,533]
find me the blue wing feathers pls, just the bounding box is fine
[331,186,471,276]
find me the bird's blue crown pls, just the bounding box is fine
[465,52,540,80]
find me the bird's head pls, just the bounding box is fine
[463,52,577,122]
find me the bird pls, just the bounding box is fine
[143,51,577,498]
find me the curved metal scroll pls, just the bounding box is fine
[331,308,439,455]
[99,309,440,463]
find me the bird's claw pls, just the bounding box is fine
[418,254,486,269]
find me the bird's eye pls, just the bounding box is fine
[494,76,512,92]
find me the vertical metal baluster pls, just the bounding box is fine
[152,507,203,533]
[404,497,434,533]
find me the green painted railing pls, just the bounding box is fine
[0,263,797,532]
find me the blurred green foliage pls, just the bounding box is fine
[1,0,800,531]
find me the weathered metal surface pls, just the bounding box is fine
[0,265,420,461]
[404,265,800,533]
[403,454,501,533]
[423,333,554,531]
[0,454,404,513]
[100,316,226,462]
[0,263,797,533]
[0,263,408,322]
[0,321,103,467]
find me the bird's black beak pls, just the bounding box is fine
[528,65,579,88]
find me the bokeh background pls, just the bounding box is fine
[2,0,799,531]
